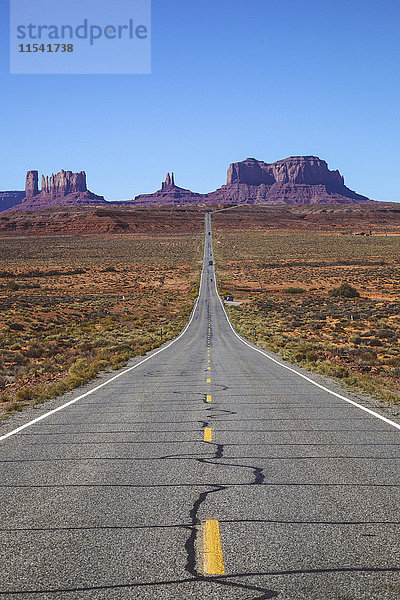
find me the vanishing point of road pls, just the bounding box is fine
[1,213,400,599]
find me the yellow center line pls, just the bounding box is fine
[203,427,212,442]
[203,520,225,575]
[206,394,212,403]
[207,378,211,383]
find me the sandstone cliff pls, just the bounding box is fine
[0,191,25,212]
[131,158,373,207]
[226,156,344,187]
[40,170,87,196]
[2,156,375,213]
[208,156,372,205]
[8,169,106,211]
[25,171,39,197]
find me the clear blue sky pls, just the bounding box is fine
[1,0,399,201]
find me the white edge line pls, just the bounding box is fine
[0,253,207,442]
[209,215,400,433]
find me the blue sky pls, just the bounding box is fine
[1,0,399,201]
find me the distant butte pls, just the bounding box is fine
[7,169,106,212]
[206,156,373,205]
[131,157,373,206]
[0,156,375,213]
[132,172,203,205]
[0,191,25,212]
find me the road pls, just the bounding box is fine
[1,213,400,599]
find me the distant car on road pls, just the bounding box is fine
[209,260,213,265]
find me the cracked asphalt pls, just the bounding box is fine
[1,213,400,599]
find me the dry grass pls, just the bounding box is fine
[0,233,202,417]
[213,229,400,405]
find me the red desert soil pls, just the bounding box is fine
[2,203,400,236]
[0,206,209,235]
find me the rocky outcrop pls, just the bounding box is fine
[8,169,106,212]
[161,172,175,190]
[2,156,375,213]
[25,169,87,199]
[226,156,344,187]
[132,157,373,206]
[0,191,25,212]
[25,171,39,197]
[208,156,372,205]
[133,173,203,205]
[40,170,87,196]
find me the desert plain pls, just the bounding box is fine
[1,203,400,418]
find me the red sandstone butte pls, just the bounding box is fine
[9,169,106,212]
[206,156,373,205]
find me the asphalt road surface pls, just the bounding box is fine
[1,213,400,599]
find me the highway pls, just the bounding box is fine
[1,212,400,599]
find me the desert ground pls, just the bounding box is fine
[212,208,400,406]
[2,203,400,418]
[0,230,203,416]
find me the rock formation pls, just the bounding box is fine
[0,191,25,212]
[161,172,175,190]
[25,171,39,197]
[8,169,106,211]
[1,156,375,213]
[133,172,203,205]
[208,156,372,205]
[131,157,373,207]
[226,156,344,187]
[40,170,87,196]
